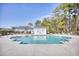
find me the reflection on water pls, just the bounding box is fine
[33,35,47,40]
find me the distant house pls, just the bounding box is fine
[12,26,46,35]
[12,26,26,33]
[33,26,47,35]
[12,26,33,34]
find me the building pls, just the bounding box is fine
[33,26,47,35]
[33,26,47,40]
[12,26,47,35]
[12,26,33,34]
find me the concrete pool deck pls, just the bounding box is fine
[0,35,79,56]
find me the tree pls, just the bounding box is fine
[51,19,58,33]
[41,18,53,33]
[28,23,33,28]
[53,6,67,33]
[35,20,41,27]
[58,3,79,34]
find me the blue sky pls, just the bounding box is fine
[0,3,60,28]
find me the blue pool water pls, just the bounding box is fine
[12,35,71,44]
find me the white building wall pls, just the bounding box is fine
[33,28,46,35]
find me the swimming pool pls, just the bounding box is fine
[12,35,71,44]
